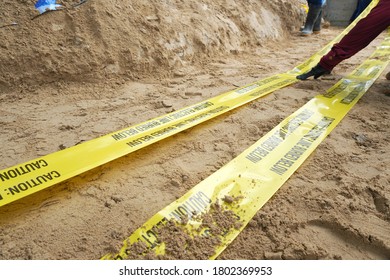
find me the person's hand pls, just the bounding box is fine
[296,64,330,80]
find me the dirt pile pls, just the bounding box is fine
[0,0,304,91]
[119,199,243,260]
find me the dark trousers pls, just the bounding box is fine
[350,0,373,22]
[319,0,390,71]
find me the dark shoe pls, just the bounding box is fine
[300,30,312,36]
[296,64,330,80]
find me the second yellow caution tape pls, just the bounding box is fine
[0,1,379,208]
[102,28,390,259]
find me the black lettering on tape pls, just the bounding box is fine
[278,128,288,140]
[169,191,211,221]
[246,131,284,163]
[156,217,168,228]
[285,145,306,161]
[174,121,187,128]
[39,159,48,167]
[168,102,214,120]
[158,116,172,124]
[279,109,314,139]
[279,158,294,168]
[126,135,155,147]
[353,67,366,77]
[271,117,335,175]
[246,146,269,163]
[0,160,49,182]
[6,170,17,179]
[178,205,190,216]
[250,84,278,97]
[341,84,365,104]
[170,210,182,222]
[145,230,158,248]
[9,185,20,196]
[111,128,139,141]
[172,106,229,130]
[136,120,161,132]
[297,138,312,149]
[270,158,293,176]
[304,116,334,142]
[197,191,212,204]
[256,76,281,87]
[151,126,176,138]
[270,164,287,175]
[183,199,202,214]
[324,80,350,98]
[247,110,314,163]
[17,183,29,191]
[235,84,259,95]
[261,133,283,152]
[194,195,208,208]
[7,171,61,196]
[170,108,196,119]
[194,101,214,110]
[367,67,381,78]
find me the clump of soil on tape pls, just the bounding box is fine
[123,198,243,260]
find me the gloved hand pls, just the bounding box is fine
[296,64,330,80]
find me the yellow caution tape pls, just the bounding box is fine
[301,4,309,14]
[0,0,379,208]
[103,28,389,260]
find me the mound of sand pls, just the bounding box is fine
[0,0,304,91]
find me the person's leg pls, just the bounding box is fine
[313,8,323,33]
[361,0,374,11]
[301,4,323,36]
[319,0,390,71]
[297,0,390,80]
[350,0,371,22]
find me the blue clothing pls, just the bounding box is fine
[350,0,372,22]
[34,0,61,14]
[307,0,326,6]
